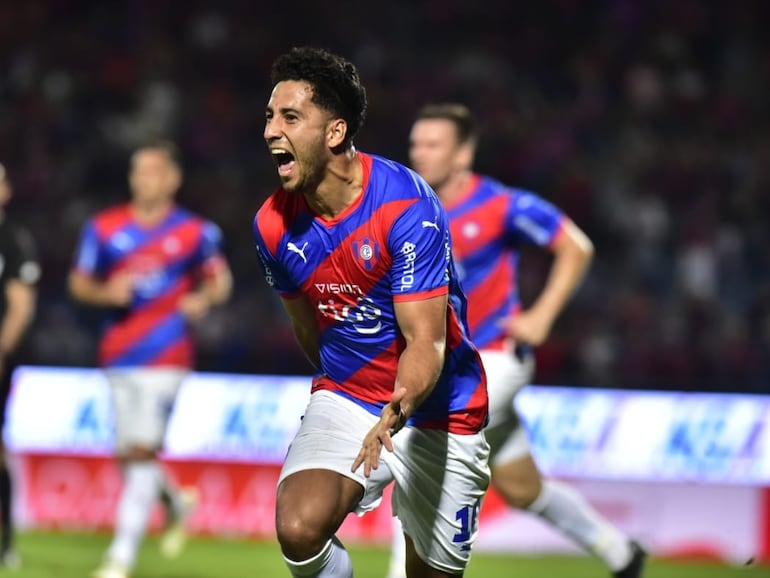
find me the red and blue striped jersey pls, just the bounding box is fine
[446,174,566,351]
[253,153,488,434]
[72,203,228,368]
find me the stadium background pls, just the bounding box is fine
[1,0,769,575]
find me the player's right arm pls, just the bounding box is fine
[280,295,321,370]
[68,270,133,308]
[68,220,133,308]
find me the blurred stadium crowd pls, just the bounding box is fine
[0,0,768,392]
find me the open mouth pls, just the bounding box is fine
[271,148,295,177]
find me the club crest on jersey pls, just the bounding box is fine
[352,238,380,271]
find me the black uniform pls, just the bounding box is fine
[0,220,40,430]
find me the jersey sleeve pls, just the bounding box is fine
[388,194,450,301]
[253,221,299,297]
[198,221,229,277]
[505,189,565,248]
[72,220,108,278]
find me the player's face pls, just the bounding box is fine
[129,149,181,205]
[409,118,463,193]
[264,80,332,194]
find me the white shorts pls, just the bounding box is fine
[481,350,535,466]
[280,390,490,574]
[105,367,187,453]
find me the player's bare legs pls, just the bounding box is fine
[489,453,542,508]
[276,469,361,576]
[403,534,462,578]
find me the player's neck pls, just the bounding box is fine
[436,170,472,206]
[304,149,362,220]
[131,199,173,226]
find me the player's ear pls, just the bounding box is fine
[327,118,348,148]
[456,142,474,171]
[169,165,183,192]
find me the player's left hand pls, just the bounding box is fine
[351,386,407,478]
[178,292,211,321]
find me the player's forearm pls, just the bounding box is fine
[532,225,594,325]
[290,320,321,369]
[68,273,117,306]
[198,270,233,306]
[394,339,445,420]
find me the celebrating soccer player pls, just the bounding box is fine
[253,47,491,578]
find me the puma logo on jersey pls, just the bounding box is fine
[286,241,309,263]
[421,220,440,231]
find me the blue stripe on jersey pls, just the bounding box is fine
[471,301,513,348]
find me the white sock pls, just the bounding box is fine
[528,479,633,571]
[283,536,353,578]
[107,461,164,567]
[387,517,407,578]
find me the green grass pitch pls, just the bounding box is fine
[8,529,767,577]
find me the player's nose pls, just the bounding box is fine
[264,118,282,141]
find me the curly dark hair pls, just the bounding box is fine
[270,46,367,147]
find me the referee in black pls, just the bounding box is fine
[0,164,40,569]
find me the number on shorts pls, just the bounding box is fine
[452,498,481,543]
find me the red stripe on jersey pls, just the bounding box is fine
[99,282,188,363]
[392,286,448,303]
[447,302,489,433]
[465,262,514,333]
[147,339,193,368]
[449,195,509,260]
[93,204,132,238]
[313,338,403,405]
[255,190,306,256]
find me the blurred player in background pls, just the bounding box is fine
[385,103,646,578]
[69,141,233,578]
[0,164,40,569]
[253,47,490,578]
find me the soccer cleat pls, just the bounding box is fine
[613,540,647,578]
[159,486,199,559]
[90,558,130,578]
[0,548,21,570]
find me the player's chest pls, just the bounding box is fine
[105,229,192,271]
[283,224,391,296]
[449,213,505,262]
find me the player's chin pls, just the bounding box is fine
[281,179,302,194]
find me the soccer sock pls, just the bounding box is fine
[527,479,633,572]
[283,536,353,578]
[386,516,407,578]
[107,461,164,568]
[0,464,13,551]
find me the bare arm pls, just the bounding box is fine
[506,218,594,346]
[281,295,321,369]
[389,294,448,422]
[178,265,234,321]
[352,293,448,476]
[68,270,133,308]
[0,280,36,356]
